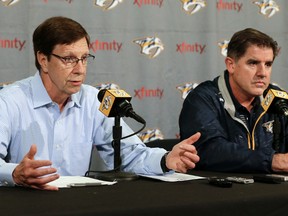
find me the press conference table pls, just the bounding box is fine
[2,171,288,216]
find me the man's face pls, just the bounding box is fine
[40,37,90,100]
[226,45,274,102]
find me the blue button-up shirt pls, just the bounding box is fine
[0,72,166,186]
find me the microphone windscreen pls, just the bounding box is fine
[97,89,107,102]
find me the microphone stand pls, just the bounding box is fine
[92,115,139,181]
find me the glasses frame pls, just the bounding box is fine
[51,53,95,67]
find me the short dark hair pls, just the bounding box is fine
[33,16,90,71]
[227,28,278,61]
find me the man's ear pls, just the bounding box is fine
[37,52,49,73]
[225,56,235,74]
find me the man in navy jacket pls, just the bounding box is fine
[179,28,288,173]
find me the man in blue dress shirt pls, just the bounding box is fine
[0,16,200,190]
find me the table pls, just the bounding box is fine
[1,171,288,216]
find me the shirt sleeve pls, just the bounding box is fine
[0,160,17,186]
[0,94,17,187]
[93,115,167,175]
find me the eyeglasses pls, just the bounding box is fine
[51,53,95,68]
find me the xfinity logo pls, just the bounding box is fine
[0,38,26,51]
[89,39,122,53]
[216,0,243,12]
[134,87,164,100]
[176,42,206,54]
[133,0,164,8]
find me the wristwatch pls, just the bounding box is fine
[160,151,171,172]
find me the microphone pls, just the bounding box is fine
[262,87,288,116]
[98,89,146,124]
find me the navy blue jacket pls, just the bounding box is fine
[179,72,288,173]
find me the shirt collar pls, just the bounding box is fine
[31,72,81,109]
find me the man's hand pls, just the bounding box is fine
[12,144,60,191]
[166,132,201,173]
[272,153,288,172]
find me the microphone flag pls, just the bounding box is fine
[99,89,132,117]
[262,89,288,116]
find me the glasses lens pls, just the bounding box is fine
[86,55,95,64]
[53,54,95,67]
[74,55,94,67]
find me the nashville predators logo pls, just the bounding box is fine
[177,82,198,99]
[94,0,123,10]
[0,81,13,90]
[1,0,19,6]
[95,83,120,111]
[262,120,274,133]
[101,95,112,111]
[94,83,120,91]
[133,36,164,58]
[180,0,206,15]
[218,40,229,57]
[253,0,280,18]
[138,128,164,143]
